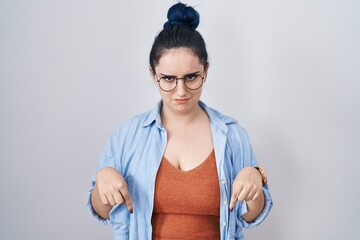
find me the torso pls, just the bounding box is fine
[151,149,220,239]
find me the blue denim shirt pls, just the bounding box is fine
[87,100,272,240]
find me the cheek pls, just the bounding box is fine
[194,88,203,96]
[158,89,172,99]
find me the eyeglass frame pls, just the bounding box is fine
[155,72,205,92]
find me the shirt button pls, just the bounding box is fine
[223,200,227,205]
[222,221,227,226]
[221,179,226,185]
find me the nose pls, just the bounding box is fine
[175,79,187,96]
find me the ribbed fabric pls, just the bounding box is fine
[151,149,220,239]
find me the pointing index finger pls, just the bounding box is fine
[229,183,243,211]
[118,186,133,213]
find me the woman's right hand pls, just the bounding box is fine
[95,167,133,213]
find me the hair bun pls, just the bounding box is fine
[163,2,200,29]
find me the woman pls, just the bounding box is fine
[87,2,272,239]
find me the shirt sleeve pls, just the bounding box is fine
[86,184,112,225]
[86,128,122,224]
[229,123,273,229]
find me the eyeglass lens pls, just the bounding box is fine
[158,75,203,92]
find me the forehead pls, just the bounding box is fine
[156,48,202,74]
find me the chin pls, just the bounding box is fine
[172,100,197,113]
[174,105,191,114]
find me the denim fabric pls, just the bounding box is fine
[87,100,272,240]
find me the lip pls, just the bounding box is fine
[175,98,190,104]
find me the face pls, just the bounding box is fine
[151,48,208,116]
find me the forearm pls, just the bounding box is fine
[241,190,265,223]
[91,181,112,220]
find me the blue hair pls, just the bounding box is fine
[163,2,200,29]
[149,2,208,71]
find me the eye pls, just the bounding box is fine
[186,74,197,81]
[162,76,175,82]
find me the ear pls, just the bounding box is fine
[149,66,156,82]
[149,65,156,80]
[203,64,210,81]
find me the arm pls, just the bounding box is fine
[91,180,112,219]
[226,124,271,223]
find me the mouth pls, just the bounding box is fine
[175,98,190,104]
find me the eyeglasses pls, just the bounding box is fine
[156,73,205,92]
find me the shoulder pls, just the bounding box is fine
[200,101,251,142]
[122,110,153,128]
[106,105,159,144]
[116,100,161,131]
[200,101,237,125]
[114,110,155,135]
[200,101,247,131]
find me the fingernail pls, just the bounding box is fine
[230,208,233,212]
[130,209,133,214]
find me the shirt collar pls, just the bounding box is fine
[141,100,163,129]
[198,101,237,134]
[141,100,237,130]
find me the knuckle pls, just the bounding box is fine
[118,181,126,189]
[104,189,112,195]
[231,192,238,200]
[115,197,124,204]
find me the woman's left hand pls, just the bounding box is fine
[229,166,263,211]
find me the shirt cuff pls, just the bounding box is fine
[239,185,273,229]
[86,185,112,225]
[239,200,248,215]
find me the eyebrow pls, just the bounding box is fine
[159,71,201,77]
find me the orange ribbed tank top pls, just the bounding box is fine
[151,149,220,239]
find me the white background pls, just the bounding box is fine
[1,0,359,239]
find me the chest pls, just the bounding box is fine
[153,151,220,216]
[164,123,214,171]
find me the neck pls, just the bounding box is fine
[161,102,203,128]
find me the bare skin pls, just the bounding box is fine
[91,167,133,219]
[90,47,265,222]
[160,87,214,171]
[230,166,265,222]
